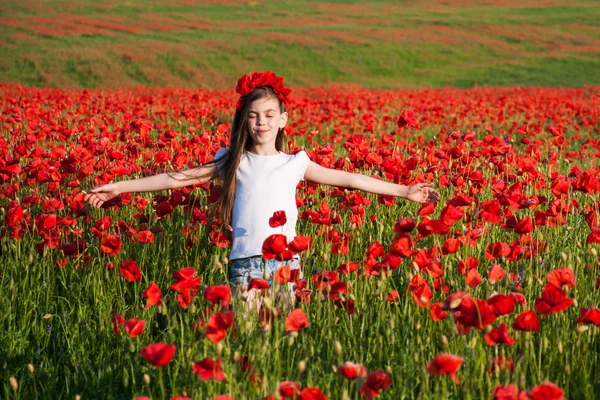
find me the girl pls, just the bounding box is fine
[85,71,440,293]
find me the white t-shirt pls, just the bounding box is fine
[215,148,311,260]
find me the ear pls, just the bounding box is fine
[279,111,288,129]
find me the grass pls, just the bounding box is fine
[0,0,598,89]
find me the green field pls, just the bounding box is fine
[1,0,599,89]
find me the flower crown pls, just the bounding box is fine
[235,71,291,110]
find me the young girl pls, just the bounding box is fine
[85,71,440,293]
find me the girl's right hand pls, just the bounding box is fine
[84,183,121,208]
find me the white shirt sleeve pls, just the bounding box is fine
[294,150,311,181]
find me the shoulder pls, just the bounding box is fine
[215,148,228,160]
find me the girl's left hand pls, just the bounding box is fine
[406,183,440,203]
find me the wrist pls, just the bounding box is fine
[397,185,409,198]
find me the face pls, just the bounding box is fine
[246,96,288,151]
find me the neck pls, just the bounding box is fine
[248,144,279,156]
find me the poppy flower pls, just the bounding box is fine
[289,235,313,252]
[442,238,461,254]
[249,277,271,290]
[296,387,328,400]
[204,285,232,308]
[492,384,524,400]
[512,310,540,332]
[124,318,145,338]
[101,234,122,255]
[488,294,516,317]
[285,308,309,332]
[210,396,235,400]
[397,109,417,128]
[440,204,464,226]
[534,283,573,316]
[546,267,575,289]
[192,358,225,381]
[484,323,515,346]
[140,342,176,367]
[119,259,142,282]
[429,302,448,321]
[206,311,234,343]
[359,370,391,398]
[269,210,287,228]
[142,282,162,309]
[426,354,463,384]
[453,298,496,330]
[485,242,511,260]
[488,356,514,374]
[527,381,564,400]
[576,307,600,327]
[279,381,302,398]
[262,234,294,261]
[488,264,507,284]
[337,361,367,380]
[394,217,416,233]
[111,313,125,334]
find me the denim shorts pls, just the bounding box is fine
[229,255,302,290]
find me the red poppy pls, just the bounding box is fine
[262,234,294,261]
[359,370,391,398]
[297,387,328,400]
[485,242,511,260]
[488,356,514,374]
[274,265,292,285]
[397,109,417,128]
[119,259,142,282]
[394,217,416,233]
[429,302,448,321]
[492,384,524,400]
[269,210,287,228]
[101,234,122,255]
[249,277,271,290]
[576,307,600,326]
[285,308,309,332]
[204,285,232,308]
[192,358,225,381]
[426,354,463,384]
[140,342,176,367]
[534,283,573,316]
[206,311,234,343]
[527,381,564,400]
[337,361,367,380]
[124,318,145,338]
[112,313,125,334]
[440,204,464,226]
[279,381,302,398]
[453,298,496,330]
[484,323,515,346]
[488,264,506,284]
[465,269,482,289]
[512,310,540,332]
[457,257,478,275]
[442,238,461,254]
[487,293,516,317]
[546,267,575,289]
[142,281,162,309]
[289,235,313,252]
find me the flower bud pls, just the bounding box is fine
[9,377,18,392]
[590,248,598,257]
[297,360,306,373]
[143,373,151,386]
[576,325,588,333]
[216,342,223,356]
[560,252,567,262]
[334,341,342,355]
[440,335,448,346]
[28,364,35,374]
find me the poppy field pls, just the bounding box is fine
[1,83,600,399]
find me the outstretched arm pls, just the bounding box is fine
[303,161,440,203]
[84,164,218,208]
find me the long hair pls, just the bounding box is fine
[169,85,286,227]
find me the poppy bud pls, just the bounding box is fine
[590,248,597,257]
[288,336,295,347]
[190,304,197,313]
[9,377,18,392]
[297,360,306,373]
[561,252,567,261]
[334,341,342,355]
[161,304,168,315]
[565,364,571,374]
[577,241,582,249]
[415,321,421,330]
[469,336,477,348]
[557,339,563,353]
[28,364,34,374]
[233,351,240,362]
[483,324,493,334]
[264,269,271,280]
[386,365,393,374]
[75,395,81,400]
[576,325,588,333]
[222,256,229,265]
[216,342,223,356]
[341,390,351,400]
[143,373,151,386]
[129,342,135,353]
[186,348,192,358]
[413,352,419,362]
[122,368,129,388]
[440,335,448,346]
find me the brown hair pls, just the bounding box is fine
[170,86,286,227]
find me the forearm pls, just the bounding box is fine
[114,173,175,193]
[349,174,408,198]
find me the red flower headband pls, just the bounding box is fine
[235,71,291,110]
